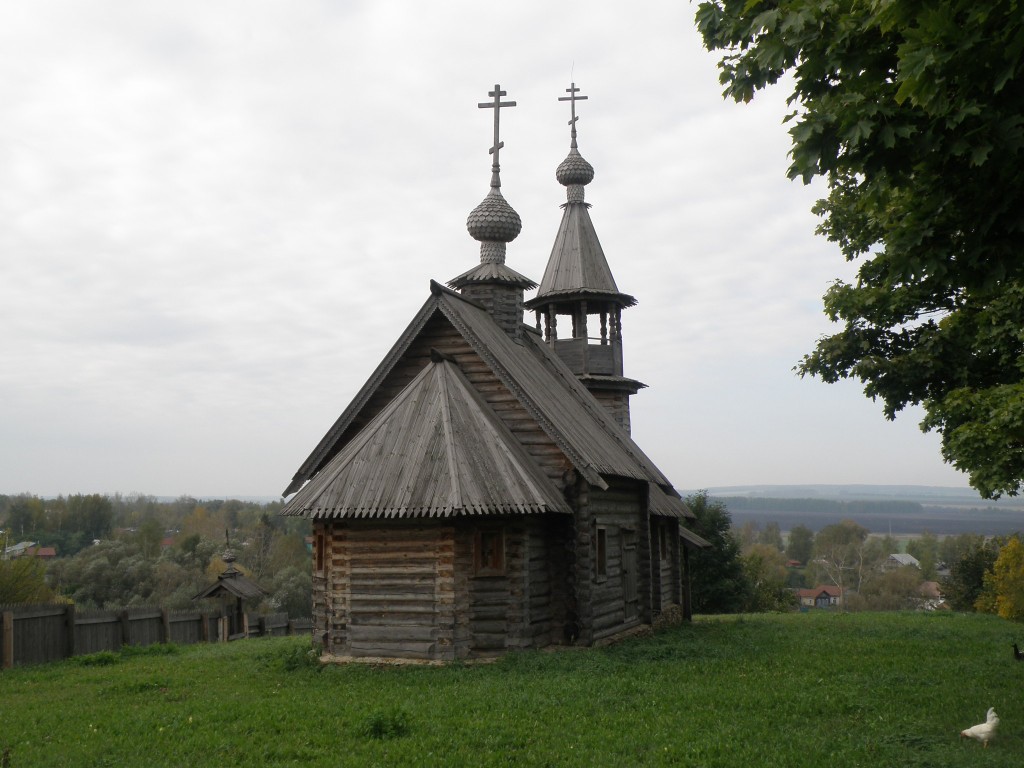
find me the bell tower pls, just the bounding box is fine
[524,83,644,432]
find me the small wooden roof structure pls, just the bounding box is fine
[193,545,266,602]
[193,566,266,602]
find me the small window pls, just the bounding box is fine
[475,529,505,574]
[314,531,326,573]
[595,527,607,579]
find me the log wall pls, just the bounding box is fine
[586,479,650,640]
[319,521,456,661]
[650,517,682,613]
[315,515,572,660]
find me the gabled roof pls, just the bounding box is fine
[525,202,635,308]
[284,281,674,498]
[282,352,572,519]
[797,585,843,598]
[193,568,267,601]
[25,546,57,558]
[888,553,921,567]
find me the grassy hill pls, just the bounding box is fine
[1,611,1022,767]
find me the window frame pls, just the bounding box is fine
[314,529,326,574]
[595,527,608,581]
[474,527,506,576]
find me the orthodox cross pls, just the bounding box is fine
[478,84,516,188]
[559,82,588,148]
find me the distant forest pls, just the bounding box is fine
[718,495,1024,536]
[722,497,923,517]
[0,493,311,616]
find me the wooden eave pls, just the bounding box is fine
[649,483,695,520]
[447,261,537,290]
[525,201,636,309]
[679,526,712,550]
[282,355,572,519]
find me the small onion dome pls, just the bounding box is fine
[556,148,594,187]
[467,189,522,243]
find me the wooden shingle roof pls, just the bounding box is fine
[193,568,267,601]
[283,281,675,499]
[525,200,635,308]
[282,352,571,519]
[648,483,696,521]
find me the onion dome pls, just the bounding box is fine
[467,188,522,243]
[556,148,595,187]
[448,84,535,292]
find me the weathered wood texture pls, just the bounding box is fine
[588,390,631,434]
[0,604,311,668]
[458,282,526,338]
[585,479,651,640]
[321,521,456,660]
[315,516,573,660]
[326,314,573,491]
[650,518,682,613]
[553,338,617,376]
[460,517,550,656]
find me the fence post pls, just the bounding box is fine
[119,610,131,648]
[2,611,13,669]
[65,604,76,660]
[200,612,210,643]
[161,608,171,644]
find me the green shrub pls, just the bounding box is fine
[120,642,181,658]
[262,640,322,672]
[358,707,411,740]
[68,650,120,666]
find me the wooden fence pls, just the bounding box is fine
[0,604,313,668]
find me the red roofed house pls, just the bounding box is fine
[25,546,57,560]
[798,585,844,609]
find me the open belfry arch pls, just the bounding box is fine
[282,83,708,662]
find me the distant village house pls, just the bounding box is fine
[797,585,844,609]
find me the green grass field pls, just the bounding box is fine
[1,611,1021,767]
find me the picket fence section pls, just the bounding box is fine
[0,603,313,668]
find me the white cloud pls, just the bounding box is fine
[0,1,969,496]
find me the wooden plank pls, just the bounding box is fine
[348,625,436,642]
[470,633,507,649]
[2,611,12,669]
[4,606,65,621]
[348,643,436,660]
[64,605,75,659]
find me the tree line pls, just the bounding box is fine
[685,491,1024,618]
[720,496,924,517]
[0,493,311,618]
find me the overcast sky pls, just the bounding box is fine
[0,1,972,499]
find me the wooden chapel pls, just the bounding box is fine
[281,84,708,661]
